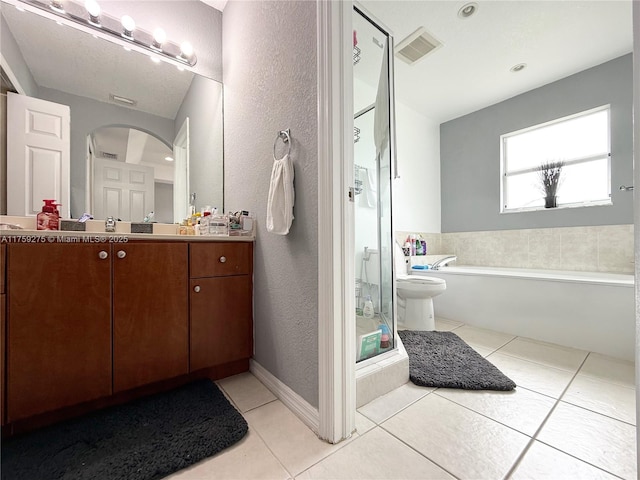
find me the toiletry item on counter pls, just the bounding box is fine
[412,265,429,270]
[358,330,381,361]
[363,295,374,319]
[416,237,424,255]
[421,238,427,255]
[37,199,60,231]
[378,324,390,348]
[209,214,229,236]
[105,216,116,232]
[143,211,154,223]
[77,213,93,223]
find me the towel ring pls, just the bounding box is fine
[273,129,291,159]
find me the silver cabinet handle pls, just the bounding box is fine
[117,250,126,259]
[219,256,226,263]
[194,285,201,293]
[98,250,108,260]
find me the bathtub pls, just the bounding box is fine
[413,266,635,361]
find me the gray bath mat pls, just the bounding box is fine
[398,330,516,391]
[1,379,248,480]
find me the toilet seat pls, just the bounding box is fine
[397,275,445,286]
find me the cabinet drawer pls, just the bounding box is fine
[190,242,252,278]
[1,244,5,294]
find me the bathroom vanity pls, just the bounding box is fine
[0,234,253,433]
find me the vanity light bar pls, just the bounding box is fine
[15,0,197,67]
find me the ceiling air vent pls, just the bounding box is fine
[100,152,118,160]
[395,27,442,65]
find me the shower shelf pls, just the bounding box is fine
[353,45,361,65]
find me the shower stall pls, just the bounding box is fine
[353,6,396,364]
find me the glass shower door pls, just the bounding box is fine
[353,6,395,363]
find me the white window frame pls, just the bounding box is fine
[500,105,612,213]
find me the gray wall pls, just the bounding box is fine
[223,0,319,407]
[0,14,38,97]
[441,54,633,232]
[38,88,174,218]
[175,75,224,212]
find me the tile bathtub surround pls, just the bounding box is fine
[396,224,634,273]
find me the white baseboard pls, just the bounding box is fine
[250,359,320,435]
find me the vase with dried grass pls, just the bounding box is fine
[537,161,564,208]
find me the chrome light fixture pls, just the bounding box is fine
[16,0,197,67]
[84,0,100,25]
[120,14,135,39]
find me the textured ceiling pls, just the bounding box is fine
[358,1,633,123]
[2,5,195,119]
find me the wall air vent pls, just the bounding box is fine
[100,152,118,160]
[395,27,443,65]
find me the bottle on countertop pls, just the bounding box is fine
[37,199,60,231]
[363,295,375,319]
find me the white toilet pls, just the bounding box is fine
[394,243,446,331]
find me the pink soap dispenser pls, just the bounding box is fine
[37,199,61,231]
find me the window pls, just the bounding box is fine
[501,106,611,212]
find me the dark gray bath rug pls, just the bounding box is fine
[1,379,248,480]
[398,330,516,390]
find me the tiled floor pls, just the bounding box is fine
[168,318,636,480]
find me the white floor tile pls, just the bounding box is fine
[358,381,432,424]
[245,400,346,477]
[487,352,575,398]
[217,372,277,413]
[296,427,454,480]
[452,325,516,351]
[579,353,635,388]
[563,375,636,425]
[435,386,555,436]
[354,412,376,436]
[497,337,588,372]
[537,402,637,479]
[166,428,290,480]
[434,317,463,331]
[510,440,619,479]
[382,394,529,479]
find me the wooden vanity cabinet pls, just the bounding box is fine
[1,244,6,425]
[113,242,189,392]
[2,239,250,427]
[6,244,112,422]
[190,242,253,372]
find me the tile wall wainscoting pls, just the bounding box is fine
[397,224,634,274]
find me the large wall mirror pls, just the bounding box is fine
[1,1,223,222]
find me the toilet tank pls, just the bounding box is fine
[394,242,408,276]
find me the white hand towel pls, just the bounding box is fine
[266,153,295,235]
[362,167,376,208]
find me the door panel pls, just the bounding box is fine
[7,92,70,217]
[113,243,188,392]
[6,244,111,422]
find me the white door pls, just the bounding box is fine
[173,117,189,223]
[7,92,70,218]
[93,157,154,222]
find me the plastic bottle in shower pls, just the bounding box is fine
[363,295,374,319]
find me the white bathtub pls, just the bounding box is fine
[413,266,635,361]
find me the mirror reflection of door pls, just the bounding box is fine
[89,127,174,223]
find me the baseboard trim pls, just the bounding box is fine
[250,360,320,435]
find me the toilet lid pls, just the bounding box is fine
[397,275,445,286]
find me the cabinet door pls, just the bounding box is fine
[190,275,253,371]
[113,243,188,392]
[7,244,111,421]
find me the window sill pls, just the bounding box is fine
[501,200,612,214]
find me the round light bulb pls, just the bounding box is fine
[153,28,166,46]
[180,41,194,58]
[121,15,135,33]
[85,0,100,18]
[151,56,161,64]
